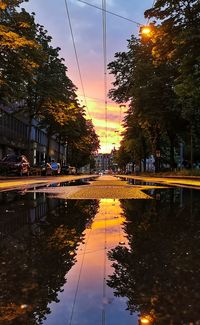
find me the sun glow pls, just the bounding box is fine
[78,95,125,153]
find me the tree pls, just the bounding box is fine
[113,142,132,172]
[0,0,100,166]
[122,109,151,172]
[145,0,200,167]
[0,0,40,102]
[24,24,78,156]
[108,35,186,171]
[67,116,100,169]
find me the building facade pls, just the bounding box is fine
[0,106,65,164]
[94,153,112,173]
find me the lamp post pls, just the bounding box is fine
[64,141,68,165]
[155,149,161,172]
[180,142,184,169]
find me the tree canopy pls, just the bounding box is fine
[0,0,99,166]
[108,0,200,171]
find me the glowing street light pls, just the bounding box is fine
[140,25,152,37]
[140,318,150,324]
[138,315,154,324]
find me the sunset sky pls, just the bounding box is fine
[24,0,153,153]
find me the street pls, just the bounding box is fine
[1,174,200,193]
[1,0,200,323]
[1,175,200,324]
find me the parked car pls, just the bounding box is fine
[40,162,47,176]
[61,165,76,175]
[61,165,70,175]
[0,154,30,176]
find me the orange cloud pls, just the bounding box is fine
[78,95,126,153]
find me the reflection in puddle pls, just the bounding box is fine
[1,188,200,324]
[0,192,99,324]
[108,187,200,325]
[120,177,164,187]
[42,199,134,325]
[0,193,135,324]
[47,178,93,188]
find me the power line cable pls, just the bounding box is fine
[102,0,108,309]
[102,201,107,325]
[102,0,108,153]
[64,0,92,119]
[68,227,93,325]
[77,0,142,26]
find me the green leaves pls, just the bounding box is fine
[0,0,99,167]
[109,0,200,169]
[0,1,40,102]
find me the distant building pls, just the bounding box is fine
[94,153,112,173]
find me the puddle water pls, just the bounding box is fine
[0,187,200,324]
[120,177,162,186]
[46,178,95,188]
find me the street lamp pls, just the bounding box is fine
[64,141,68,165]
[138,315,154,325]
[155,149,161,172]
[140,26,151,36]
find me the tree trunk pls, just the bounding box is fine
[190,126,193,169]
[139,159,142,172]
[143,157,146,172]
[143,139,147,172]
[154,147,161,173]
[57,136,61,163]
[27,114,33,162]
[169,137,175,171]
[154,156,159,173]
[46,133,51,162]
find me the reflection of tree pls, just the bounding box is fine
[0,197,99,324]
[108,189,200,324]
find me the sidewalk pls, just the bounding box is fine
[0,175,96,191]
[118,174,200,189]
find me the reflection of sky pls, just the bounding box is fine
[43,199,138,325]
[23,0,153,152]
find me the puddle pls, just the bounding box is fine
[47,178,92,187]
[120,177,162,186]
[0,187,200,324]
[109,187,200,325]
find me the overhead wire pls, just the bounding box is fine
[102,0,108,153]
[65,0,153,143]
[102,2,107,322]
[77,0,142,26]
[102,201,107,325]
[64,0,92,119]
[68,227,94,325]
